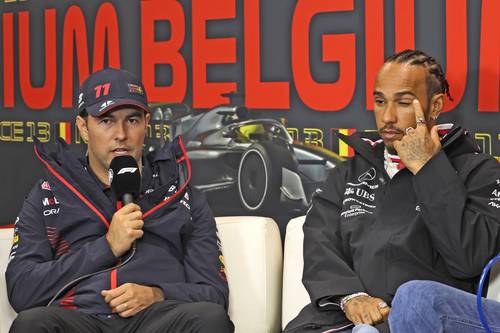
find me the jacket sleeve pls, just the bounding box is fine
[414,151,500,279]
[6,183,119,312]
[303,164,365,310]
[157,189,229,308]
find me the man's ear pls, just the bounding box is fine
[76,116,89,142]
[429,93,444,121]
[144,111,151,126]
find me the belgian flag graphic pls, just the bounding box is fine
[58,122,71,144]
[333,128,356,158]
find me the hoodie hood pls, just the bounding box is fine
[33,136,191,224]
[34,138,115,225]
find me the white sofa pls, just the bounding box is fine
[2,215,498,332]
[0,228,16,333]
[281,215,500,329]
[216,216,283,333]
[281,215,309,328]
[0,216,283,333]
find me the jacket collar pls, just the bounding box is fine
[336,131,385,171]
[335,124,480,183]
[33,137,190,222]
[438,124,481,157]
[34,138,116,220]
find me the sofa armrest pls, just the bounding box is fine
[216,216,282,333]
[0,228,17,333]
[487,256,500,301]
[281,216,310,329]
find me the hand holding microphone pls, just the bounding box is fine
[101,157,164,315]
[106,156,143,257]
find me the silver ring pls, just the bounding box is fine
[416,117,426,125]
[378,301,388,309]
[405,127,415,135]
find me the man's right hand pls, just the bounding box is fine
[344,295,390,326]
[106,203,144,257]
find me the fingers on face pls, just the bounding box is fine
[405,127,416,135]
[413,99,424,117]
[430,125,441,144]
[416,117,426,127]
[413,99,427,127]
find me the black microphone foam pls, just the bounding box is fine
[109,156,141,205]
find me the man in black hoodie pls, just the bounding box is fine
[284,50,500,333]
[7,68,233,333]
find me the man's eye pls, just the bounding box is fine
[398,101,411,106]
[375,99,385,105]
[100,119,111,124]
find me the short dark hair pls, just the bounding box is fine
[79,109,88,118]
[385,49,453,102]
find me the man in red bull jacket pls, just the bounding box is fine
[6,68,233,333]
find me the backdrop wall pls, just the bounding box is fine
[0,0,499,225]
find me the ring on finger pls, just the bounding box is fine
[378,301,388,309]
[416,117,426,125]
[405,127,415,135]
[123,303,128,310]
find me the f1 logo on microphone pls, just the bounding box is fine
[117,167,138,175]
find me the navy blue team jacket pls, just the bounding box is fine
[6,137,229,315]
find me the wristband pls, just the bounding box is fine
[340,292,369,312]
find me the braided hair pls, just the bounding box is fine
[385,49,453,102]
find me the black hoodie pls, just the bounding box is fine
[287,125,500,332]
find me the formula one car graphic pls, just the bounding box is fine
[149,102,344,217]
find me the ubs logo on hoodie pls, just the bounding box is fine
[341,168,378,219]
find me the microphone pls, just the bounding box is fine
[108,156,141,205]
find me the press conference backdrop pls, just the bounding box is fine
[0,0,499,226]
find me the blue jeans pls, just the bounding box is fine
[336,324,380,333]
[389,280,500,333]
[351,324,380,333]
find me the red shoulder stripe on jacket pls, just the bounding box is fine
[34,146,110,228]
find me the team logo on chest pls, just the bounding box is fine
[358,168,376,182]
[341,168,379,219]
[489,181,500,209]
[180,191,191,210]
